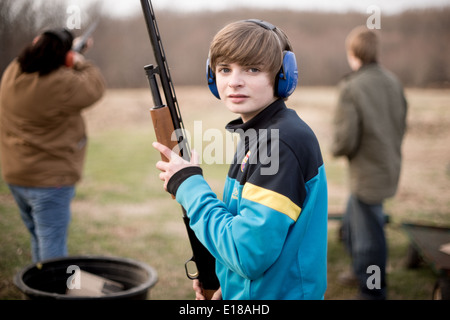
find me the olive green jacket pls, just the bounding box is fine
[331,63,407,204]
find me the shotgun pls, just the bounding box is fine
[65,20,99,67]
[140,0,220,299]
[72,20,99,53]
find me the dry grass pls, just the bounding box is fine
[84,86,450,299]
[1,86,449,300]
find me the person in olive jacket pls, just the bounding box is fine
[331,26,407,300]
[0,28,105,263]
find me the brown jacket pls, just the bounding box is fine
[331,64,407,204]
[0,59,105,187]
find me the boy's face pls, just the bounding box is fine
[215,62,277,122]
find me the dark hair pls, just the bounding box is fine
[17,28,74,76]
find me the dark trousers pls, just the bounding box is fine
[342,194,387,299]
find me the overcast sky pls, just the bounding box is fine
[73,0,450,17]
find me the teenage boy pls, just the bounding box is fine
[331,26,407,300]
[153,20,328,300]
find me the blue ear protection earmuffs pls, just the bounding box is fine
[275,51,298,98]
[206,19,298,100]
[206,59,220,99]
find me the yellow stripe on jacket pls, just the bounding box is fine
[242,182,301,221]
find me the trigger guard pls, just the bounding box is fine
[185,257,199,280]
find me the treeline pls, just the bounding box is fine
[1,1,449,88]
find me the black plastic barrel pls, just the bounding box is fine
[14,255,158,300]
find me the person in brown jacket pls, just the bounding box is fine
[0,28,105,262]
[331,26,407,300]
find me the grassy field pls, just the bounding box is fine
[0,86,449,300]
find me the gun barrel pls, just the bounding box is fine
[145,64,164,108]
[140,0,220,295]
[140,0,189,161]
[72,20,99,52]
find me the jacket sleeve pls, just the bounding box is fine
[331,82,360,158]
[176,149,299,280]
[60,61,106,111]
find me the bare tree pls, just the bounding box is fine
[2,2,449,88]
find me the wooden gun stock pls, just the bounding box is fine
[150,106,180,162]
[150,106,179,200]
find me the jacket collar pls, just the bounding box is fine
[342,62,379,81]
[225,99,286,133]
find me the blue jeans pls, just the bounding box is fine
[8,184,75,263]
[342,194,387,300]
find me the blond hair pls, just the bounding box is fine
[209,20,292,85]
[346,26,379,64]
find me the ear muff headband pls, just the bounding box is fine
[206,19,298,100]
[245,19,276,31]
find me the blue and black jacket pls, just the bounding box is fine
[169,99,328,299]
